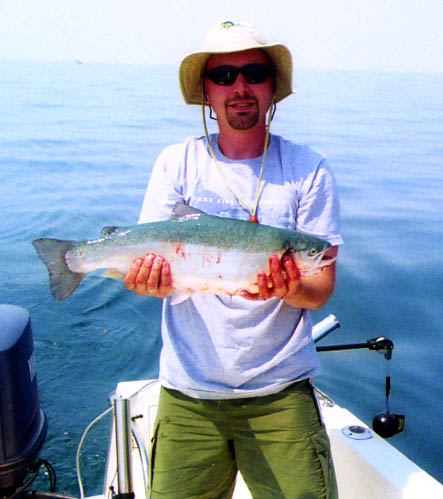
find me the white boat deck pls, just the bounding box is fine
[90,379,443,499]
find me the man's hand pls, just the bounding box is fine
[123,253,174,298]
[240,254,300,302]
[240,246,338,310]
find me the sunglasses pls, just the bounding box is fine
[203,64,273,86]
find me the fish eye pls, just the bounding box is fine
[308,248,318,256]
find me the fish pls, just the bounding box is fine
[32,203,334,303]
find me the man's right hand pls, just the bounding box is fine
[123,253,174,298]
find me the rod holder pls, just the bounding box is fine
[113,397,133,498]
[312,314,340,343]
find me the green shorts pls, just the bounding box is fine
[149,380,338,498]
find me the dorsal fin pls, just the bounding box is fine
[101,226,120,236]
[170,203,203,222]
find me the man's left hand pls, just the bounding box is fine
[240,254,300,302]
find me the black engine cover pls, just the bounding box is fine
[0,304,47,491]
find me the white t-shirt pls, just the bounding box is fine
[139,133,343,399]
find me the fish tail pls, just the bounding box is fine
[32,238,84,301]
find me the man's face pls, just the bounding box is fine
[204,49,274,131]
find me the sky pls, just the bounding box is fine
[1,0,442,73]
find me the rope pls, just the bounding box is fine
[201,93,275,221]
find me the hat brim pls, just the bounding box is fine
[179,44,293,105]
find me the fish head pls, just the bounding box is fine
[286,238,335,276]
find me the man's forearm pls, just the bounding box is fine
[282,263,336,310]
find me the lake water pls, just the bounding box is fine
[0,61,442,494]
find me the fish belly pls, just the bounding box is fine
[68,241,277,296]
[164,243,273,295]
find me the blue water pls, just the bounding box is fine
[0,61,442,494]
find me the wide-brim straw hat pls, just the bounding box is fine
[179,21,293,105]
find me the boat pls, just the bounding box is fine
[1,305,442,499]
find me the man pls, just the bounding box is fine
[124,21,342,498]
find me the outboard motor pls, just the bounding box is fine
[0,304,48,497]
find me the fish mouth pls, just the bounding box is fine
[288,249,336,276]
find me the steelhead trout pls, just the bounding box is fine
[32,204,334,302]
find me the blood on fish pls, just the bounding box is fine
[175,244,186,258]
[198,249,216,267]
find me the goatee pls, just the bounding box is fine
[225,95,260,130]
